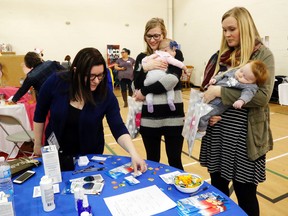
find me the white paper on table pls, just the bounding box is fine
[90,156,107,161]
[104,185,176,216]
[32,184,60,198]
[159,171,182,184]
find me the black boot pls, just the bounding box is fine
[128,90,133,97]
[121,91,128,107]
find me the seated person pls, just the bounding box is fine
[142,39,187,113]
[12,51,64,103]
[197,60,269,138]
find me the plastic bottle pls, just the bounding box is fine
[80,212,90,216]
[40,175,55,212]
[78,195,92,216]
[74,187,84,212]
[0,156,15,216]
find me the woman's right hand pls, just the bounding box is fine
[142,55,167,72]
[209,116,222,126]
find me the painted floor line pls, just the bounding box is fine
[273,136,288,142]
[266,152,288,162]
[183,161,198,167]
[104,143,117,155]
[266,168,288,180]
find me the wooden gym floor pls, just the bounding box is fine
[103,88,288,216]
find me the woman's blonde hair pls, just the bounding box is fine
[144,18,167,55]
[215,7,262,74]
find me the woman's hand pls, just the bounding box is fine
[209,116,222,126]
[117,134,147,174]
[131,154,147,174]
[33,142,42,156]
[134,89,145,102]
[142,55,168,72]
[203,85,221,103]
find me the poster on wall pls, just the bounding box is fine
[107,45,120,68]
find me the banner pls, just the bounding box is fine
[107,45,120,68]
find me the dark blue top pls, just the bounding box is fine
[12,60,64,102]
[34,72,129,155]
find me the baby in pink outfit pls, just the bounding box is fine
[142,39,187,113]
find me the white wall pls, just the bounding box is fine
[174,0,288,85]
[1,0,287,86]
[0,0,170,62]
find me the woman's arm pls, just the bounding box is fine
[117,134,147,173]
[114,61,125,71]
[105,92,147,173]
[33,122,45,155]
[12,76,34,103]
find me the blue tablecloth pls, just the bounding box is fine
[13,155,247,215]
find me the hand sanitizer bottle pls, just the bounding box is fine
[40,175,55,212]
[78,195,92,216]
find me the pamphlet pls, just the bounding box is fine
[105,162,133,179]
[177,192,230,216]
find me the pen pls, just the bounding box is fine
[190,186,209,197]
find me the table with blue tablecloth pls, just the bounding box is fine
[13,155,247,216]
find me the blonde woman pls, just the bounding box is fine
[200,7,275,216]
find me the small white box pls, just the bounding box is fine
[41,145,62,183]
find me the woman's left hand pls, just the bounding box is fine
[203,85,221,103]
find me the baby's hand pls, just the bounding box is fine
[209,78,216,85]
[233,100,245,109]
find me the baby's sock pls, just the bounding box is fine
[195,131,206,139]
[168,100,176,111]
[147,103,154,113]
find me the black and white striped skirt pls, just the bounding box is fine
[199,108,266,185]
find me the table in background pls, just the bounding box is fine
[0,86,36,128]
[13,155,247,216]
[278,83,288,105]
[0,103,31,158]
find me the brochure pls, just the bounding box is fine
[177,191,230,216]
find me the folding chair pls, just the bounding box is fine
[180,65,194,89]
[0,114,34,159]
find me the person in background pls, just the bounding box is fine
[33,47,147,173]
[11,51,64,103]
[34,47,44,60]
[114,48,135,107]
[199,7,275,216]
[133,18,185,170]
[61,55,72,70]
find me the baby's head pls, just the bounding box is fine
[250,60,269,86]
[159,38,178,57]
[236,60,269,85]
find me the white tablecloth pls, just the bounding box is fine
[279,83,288,105]
[0,103,31,158]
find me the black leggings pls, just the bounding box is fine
[141,134,184,170]
[210,172,259,216]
